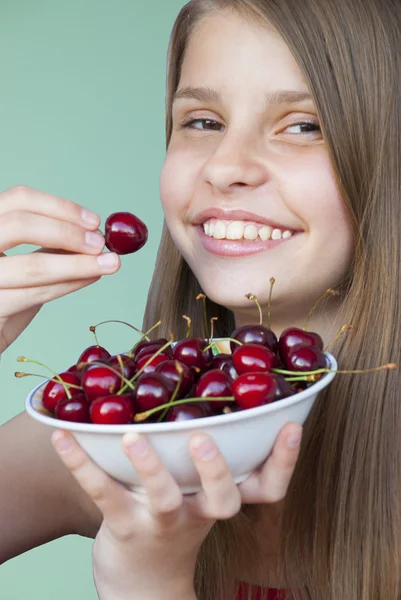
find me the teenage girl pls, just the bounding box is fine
[1,1,400,599]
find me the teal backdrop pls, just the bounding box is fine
[0,1,185,597]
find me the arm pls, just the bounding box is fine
[0,411,102,564]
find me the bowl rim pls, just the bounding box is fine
[25,352,337,434]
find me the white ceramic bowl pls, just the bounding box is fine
[25,352,337,494]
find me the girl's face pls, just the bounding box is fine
[160,10,354,326]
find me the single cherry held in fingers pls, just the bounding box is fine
[195,369,233,412]
[55,394,90,423]
[42,372,81,413]
[81,364,123,404]
[90,394,135,425]
[232,343,279,375]
[104,211,148,255]
[77,345,111,371]
[232,372,278,410]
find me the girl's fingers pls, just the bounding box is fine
[0,277,101,316]
[189,435,242,520]
[51,430,132,521]
[0,211,105,255]
[0,185,100,230]
[122,434,183,518]
[238,423,303,504]
[0,250,120,288]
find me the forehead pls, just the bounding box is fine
[179,10,309,100]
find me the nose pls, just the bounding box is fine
[201,131,270,195]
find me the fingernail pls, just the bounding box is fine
[97,252,119,270]
[81,208,100,227]
[286,432,302,449]
[191,435,217,461]
[85,231,105,249]
[52,430,73,452]
[123,433,149,458]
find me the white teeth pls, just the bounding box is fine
[202,219,294,241]
[243,225,259,240]
[213,221,226,239]
[258,225,272,241]
[226,222,244,240]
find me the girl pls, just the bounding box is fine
[1,0,400,599]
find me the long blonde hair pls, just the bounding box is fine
[143,1,401,598]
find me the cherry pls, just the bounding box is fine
[211,354,238,381]
[172,338,213,372]
[104,211,148,255]
[42,372,81,413]
[278,327,323,365]
[108,355,136,380]
[132,338,168,359]
[81,364,123,404]
[271,374,295,401]
[230,324,278,353]
[77,345,111,370]
[285,344,326,372]
[232,343,279,375]
[194,369,233,412]
[90,394,134,425]
[135,343,173,363]
[135,352,171,374]
[133,372,173,413]
[166,403,211,422]
[154,359,194,397]
[232,372,278,410]
[55,394,90,423]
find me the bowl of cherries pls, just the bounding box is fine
[21,214,396,493]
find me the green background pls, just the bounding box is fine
[0,1,185,597]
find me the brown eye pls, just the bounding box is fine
[284,122,321,134]
[183,118,224,132]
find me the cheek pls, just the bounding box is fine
[160,147,198,219]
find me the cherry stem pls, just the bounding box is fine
[129,320,163,356]
[14,372,83,390]
[209,317,218,344]
[324,324,354,352]
[17,357,73,400]
[303,289,339,331]
[76,360,136,392]
[118,337,175,395]
[284,375,319,383]
[134,396,235,423]
[273,363,398,377]
[157,361,184,423]
[245,293,263,325]
[90,319,150,344]
[182,315,191,339]
[267,278,275,330]
[196,294,209,340]
[89,326,100,346]
[203,337,242,353]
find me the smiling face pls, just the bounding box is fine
[160,9,354,330]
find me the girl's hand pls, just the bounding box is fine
[0,185,120,354]
[51,422,302,600]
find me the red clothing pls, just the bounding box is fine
[237,584,288,599]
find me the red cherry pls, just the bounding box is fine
[154,359,194,397]
[77,345,111,370]
[90,394,134,425]
[135,343,172,362]
[271,374,296,401]
[285,344,326,372]
[166,403,210,422]
[232,372,277,410]
[42,372,81,413]
[172,338,213,372]
[55,394,90,423]
[211,354,239,381]
[194,369,233,412]
[232,343,279,375]
[133,372,173,413]
[104,211,148,255]
[81,364,123,404]
[230,324,278,353]
[108,355,136,380]
[135,352,171,374]
[132,338,168,359]
[278,327,323,365]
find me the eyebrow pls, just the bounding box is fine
[173,86,313,105]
